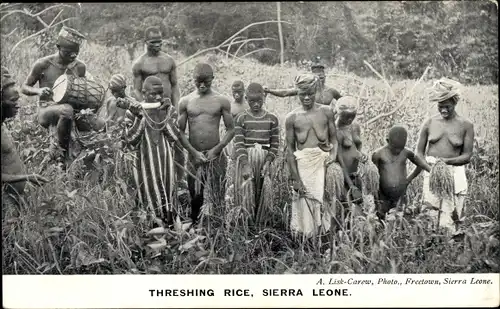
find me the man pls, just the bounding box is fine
[2,66,48,217]
[121,76,193,227]
[230,80,248,118]
[21,26,90,164]
[131,26,186,198]
[415,78,474,236]
[178,63,234,226]
[265,59,342,107]
[285,73,338,239]
[233,83,280,224]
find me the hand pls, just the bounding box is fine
[38,87,52,97]
[358,151,368,163]
[206,147,221,161]
[242,163,252,180]
[426,156,437,165]
[263,86,269,93]
[129,102,143,117]
[350,185,362,201]
[193,151,208,165]
[292,179,307,195]
[159,97,172,110]
[28,174,49,186]
[261,160,271,176]
[324,154,337,166]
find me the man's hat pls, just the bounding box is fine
[144,26,162,42]
[57,26,86,47]
[310,56,325,70]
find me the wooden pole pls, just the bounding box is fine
[277,2,284,66]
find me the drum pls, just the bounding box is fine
[52,74,105,112]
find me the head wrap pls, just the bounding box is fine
[144,26,162,43]
[428,78,462,103]
[142,76,163,92]
[57,26,85,49]
[231,80,245,90]
[335,96,358,114]
[294,73,318,91]
[1,66,15,92]
[246,82,265,96]
[193,63,214,79]
[109,74,127,90]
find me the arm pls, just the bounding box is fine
[76,62,86,77]
[177,97,201,157]
[211,97,235,155]
[233,114,249,165]
[330,88,342,100]
[21,60,45,96]
[169,60,180,107]
[266,114,280,163]
[326,107,338,161]
[123,111,145,147]
[265,88,298,98]
[2,173,31,183]
[407,149,432,182]
[162,106,192,153]
[353,122,362,152]
[415,118,431,160]
[336,144,356,189]
[442,121,475,166]
[131,60,143,101]
[285,113,300,183]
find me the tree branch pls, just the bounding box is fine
[8,17,76,56]
[363,60,395,98]
[241,48,276,58]
[234,37,277,57]
[364,65,431,125]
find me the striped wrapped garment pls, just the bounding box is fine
[123,102,181,225]
[233,110,280,222]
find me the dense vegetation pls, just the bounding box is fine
[2,1,498,84]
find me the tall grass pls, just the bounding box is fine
[2,38,499,274]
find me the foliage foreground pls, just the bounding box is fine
[2,48,499,274]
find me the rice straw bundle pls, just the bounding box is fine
[429,159,454,199]
[325,162,344,201]
[255,174,273,226]
[358,159,380,196]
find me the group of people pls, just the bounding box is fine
[1,25,474,241]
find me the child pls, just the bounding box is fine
[371,125,432,220]
[120,75,191,227]
[99,74,130,128]
[233,82,280,222]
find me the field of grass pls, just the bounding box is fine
[2,40,499,274]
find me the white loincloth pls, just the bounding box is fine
[290,147,330,238]
[422,156,468,233]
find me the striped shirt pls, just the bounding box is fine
[233,109,280,164]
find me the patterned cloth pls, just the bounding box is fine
[123,102,179,224]
[57,26,85,47]
[336,96,358,114]
[428,78,462,103]
[109,74,127,90]
[294,73,319,91]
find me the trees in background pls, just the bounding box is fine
[1,1,497,84]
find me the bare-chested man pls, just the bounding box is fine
[2,66,48,218]
[285,74,338,239]
[416,78,474,235]
[131,26,186,198]
[21,26,90,164]
[265,60,342,108]
[178,63,234,226]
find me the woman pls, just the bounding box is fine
[416,78,474,235]
[335,96,366,203]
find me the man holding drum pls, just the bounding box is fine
[21,26,88,164]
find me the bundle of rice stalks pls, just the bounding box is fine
[325,162,344,201]
[256,174,273,227]
[358,159,380,196]
[429,159,454,199]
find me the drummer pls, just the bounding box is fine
[21,26,89,165]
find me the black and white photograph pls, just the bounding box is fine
[1,1,499,306]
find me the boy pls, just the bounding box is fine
[233,83,280,221]
[99,74,130,127]
[371,125,432,220]
[120,76,191,227]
